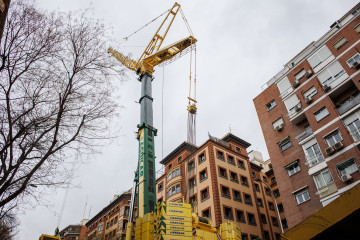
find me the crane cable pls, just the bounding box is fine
[117,8,172,46]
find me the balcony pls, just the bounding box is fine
[337,93,360,115]
[316,183,337,198]
[288,102,307,124]
[349,128,360,142]
[297,127,313,142]
[305,154,324,167]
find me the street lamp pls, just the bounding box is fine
[253,177,284,234]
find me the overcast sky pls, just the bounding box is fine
[18,0,358,239]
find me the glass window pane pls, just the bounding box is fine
[322,170,333,185]
[314,174,325,188]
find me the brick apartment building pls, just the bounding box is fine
[57,221,88,240]
[254,3,360,229]
[85,191,134,240]
[156,133,285,240]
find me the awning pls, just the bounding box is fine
[284,159,299,169]
[278,136,290,145]
[336,158,354,169]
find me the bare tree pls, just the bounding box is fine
[0,211,18,239]
[0,0,124,212]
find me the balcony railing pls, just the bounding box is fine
[296,127,313,142]
[305,154,324,167]
[316,183,337,198]
[337,94,360,115]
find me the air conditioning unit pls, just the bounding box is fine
[351,61,359,68]
[275,124,284,132]
[305,96,313,104]
[325,146,335,155]
[334,141,344,151]
[305,70,313,78]
[295,104,302,112]
[293,80,300,88]
[341,173,352,182]
[323,84,331,92]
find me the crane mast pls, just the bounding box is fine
[108,3,197,239]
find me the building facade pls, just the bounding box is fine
[156,133,285,240]
[58,221,88,240]
[85,191,135,240]
[254,3,360,229]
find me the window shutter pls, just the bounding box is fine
[354,23,360,33]
[343,111,360,125]
[304,87,317,98]
[333,37,348,50]
[295,69,306,80]
[308,54,321,68]
[318,46,332,61]
[272,118,284,129]
[328,61,343,77]
[317,69,331,84]
[277,77,292,96]
[284,94,299,112]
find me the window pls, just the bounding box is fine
[201,188,209,202]
[254,183,260,192]
[261,214,267,224]
[354,23,360,33]
[233,190,242,202]
[188,161,195,171]
[221,186,230,198]
[166,184,181,198]
[230,171,238,183]
[294,188,310,204]
[178,156,182,163]
[265,187,271,196]
[167,168,181,181]
[279,139,292,152]
[158,183,163,192]
[346,53,360,67]
[307,45,332,69]
[264,231,271,240]
[295,69,306,80]
[263,176,268,182]
[240,176,249,186]
[313,169,334,190]
[337,158,358,175]
[238,160,245,169]
[217,150,224,160]
[284,94,300,113]
[304,86,317,99]
[202,209,211,219]
[333,36,348,50]
[277,76,293,97]
[114,217,118,224]
[278,203,284,213]
[247,213,256,225]
[317,61,345,87]
[325,130,342,147]
[189,177,196,189]
[242,234,249,240]
[271,217,279,226]
[305,142,324,165]
[190,195,197,206]
[266,99,277,111]
[286,160,300,176]
[244,194,252,205]
[169,164,172,170]
[268,202,275,211]
[236,147,241,153]
[274,189,280,198]
[271,177,276,183]
[346,118,360,141]
[219,167,227,179]
[200,169,207,182]
[198,153,206,164]
[272,117,284,131]
[314,107,329,121]
[236,210,245,223]
[257,198,263,207]
[224,206,233,220]
[282,219,288,229]
[228,155,235,165]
